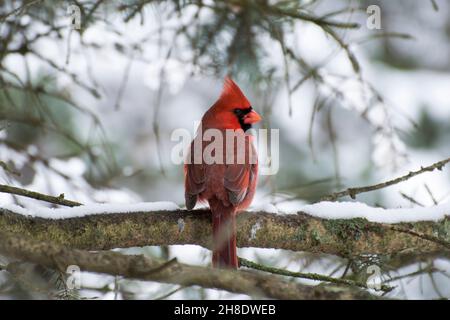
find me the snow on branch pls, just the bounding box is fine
[1,202,449,257]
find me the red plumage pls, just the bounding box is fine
[184,77,261,268]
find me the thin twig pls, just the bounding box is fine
[114,55,134,110]
[0,0,42,21]
[424,184,438,205]
[430,0,439,11]
[154,286,185,300]
[0,184,82,207]
[384,265,438,283]
[382,224,450,250]
[326,106,341,188]
[265,6,360,29]
[238,257,393,292]
[0,161,20,176]
[322,157,450,201]
[143,257,178,276]
[400,192,424,207]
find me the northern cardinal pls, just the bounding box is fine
[184,77,261,269]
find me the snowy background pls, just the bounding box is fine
[1,0,450,299]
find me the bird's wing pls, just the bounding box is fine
[224,136,257,206]
[184,141,206,210]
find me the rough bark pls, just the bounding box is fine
[0,207,448,258]
[0,231,376,300]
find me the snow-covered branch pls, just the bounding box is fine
[1,201,449,299]
[0,203,448,258]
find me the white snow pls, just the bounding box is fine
[3,200,448,223]
[299,201,450,223]
[248,203,279,214]
[2,202,179,220]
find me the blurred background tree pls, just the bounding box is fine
[1,0,450,299]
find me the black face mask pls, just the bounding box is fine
[233,107,253,131]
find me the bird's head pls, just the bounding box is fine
[204,77,262,131]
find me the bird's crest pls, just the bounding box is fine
[218,77,251,108]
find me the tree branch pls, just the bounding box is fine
[239,257,394,292]
[322,157,450,201]
[258,3,360,29]
[0,231,376,300]
[0,184,82,207]
[0,0,42,21]
[0,207,448,258]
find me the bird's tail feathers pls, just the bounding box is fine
[210,200,238,269]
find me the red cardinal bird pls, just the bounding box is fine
[184,77,261,269]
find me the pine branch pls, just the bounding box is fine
[0,0,42,21]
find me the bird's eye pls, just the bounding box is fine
[233,108,243,115]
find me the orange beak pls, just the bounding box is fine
[243,110,262,124]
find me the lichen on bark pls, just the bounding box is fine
[1,207,448,259]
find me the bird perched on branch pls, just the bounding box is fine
[184,77,261,269]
